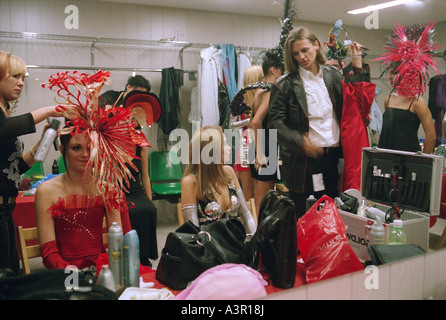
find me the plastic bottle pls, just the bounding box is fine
[122,230,140,288]
[108,222,123,289]
[356,199,367,218]
[97,265,116,292]
[387,219,407,245]
[435,139,446,173]
[370,216,386,245]
[52,159,59,174]
[34,119,60,161]
[364,206,387,222]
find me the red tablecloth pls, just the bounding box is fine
[13,193,37,229]
[141,263,307,297]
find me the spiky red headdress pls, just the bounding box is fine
[374,21,441,98]
[42,70,140,214]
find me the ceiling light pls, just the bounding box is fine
[347,0,417,14]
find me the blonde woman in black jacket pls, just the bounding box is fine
[0,51,67,274]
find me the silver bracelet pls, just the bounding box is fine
[29,147,36,157]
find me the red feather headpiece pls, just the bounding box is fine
[42,70,139,214]
[374,21,442,98]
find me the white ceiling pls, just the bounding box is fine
[96,0,446,30]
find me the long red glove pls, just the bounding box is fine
[39,240,70,270]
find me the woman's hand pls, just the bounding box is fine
[254,153,268,172]
[350,42,363,68]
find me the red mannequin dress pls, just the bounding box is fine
[40,194,131,270]
[341,80,376,192]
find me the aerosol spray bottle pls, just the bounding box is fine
[34,119,60,162]
[108,222,123,290]
[122,230,140,288]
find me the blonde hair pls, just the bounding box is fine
[243,65,263,106]
[183,126,231,201]
[284,27,327,74]
[0,51,27,115]
[0,51,27,81]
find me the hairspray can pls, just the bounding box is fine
[122,230,140,288]
[108,222,123,289]
[34,119,60,162]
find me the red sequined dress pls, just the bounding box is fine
[41,194,116,269]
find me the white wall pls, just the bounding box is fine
[263,245,446,300]
[1,0,445,175]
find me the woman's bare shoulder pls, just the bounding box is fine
[182,174,197,186]
[223,165,237,179]
[35,174,64,196]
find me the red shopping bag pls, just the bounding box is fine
[296,195,363,284]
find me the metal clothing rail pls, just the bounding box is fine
[0,31,269,80]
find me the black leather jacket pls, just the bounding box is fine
[268,64,370,192]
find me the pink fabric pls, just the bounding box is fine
[174,264,268,300]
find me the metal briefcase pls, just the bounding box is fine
[339,147,443,261]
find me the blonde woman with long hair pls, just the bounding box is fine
[181,126,256,236]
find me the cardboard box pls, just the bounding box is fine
[339,147,443,261]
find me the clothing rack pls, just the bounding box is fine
[0,31,269,81]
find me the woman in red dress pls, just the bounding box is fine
[35,70,138,270]
[35,130,129,269]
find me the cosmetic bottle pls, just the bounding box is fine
[122,230,140,288]
[34,119,60,161]
[108,222,123,290]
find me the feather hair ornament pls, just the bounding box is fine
[374,21,442,98]
[42,70,139,213]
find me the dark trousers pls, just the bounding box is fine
[0,203,19,275]
[289,151,340,220]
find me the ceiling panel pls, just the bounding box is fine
[94,0,446,30]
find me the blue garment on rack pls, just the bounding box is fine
[220,44,237,101]
[369,99,383,135]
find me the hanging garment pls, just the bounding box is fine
[237,52,252,90]
[188,86,201,124]
[429,75,446,147]
[436,75,446,110]
[341,80,376,192]
[199,46,221,127]
[218,80,231,129]
[220,44,238,101]
[369,91,383,136]
[158,67,183,136]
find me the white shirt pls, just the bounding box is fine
[298,65,340,148]
[199,46,222,127]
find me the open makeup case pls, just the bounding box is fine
[339,147,444,261]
